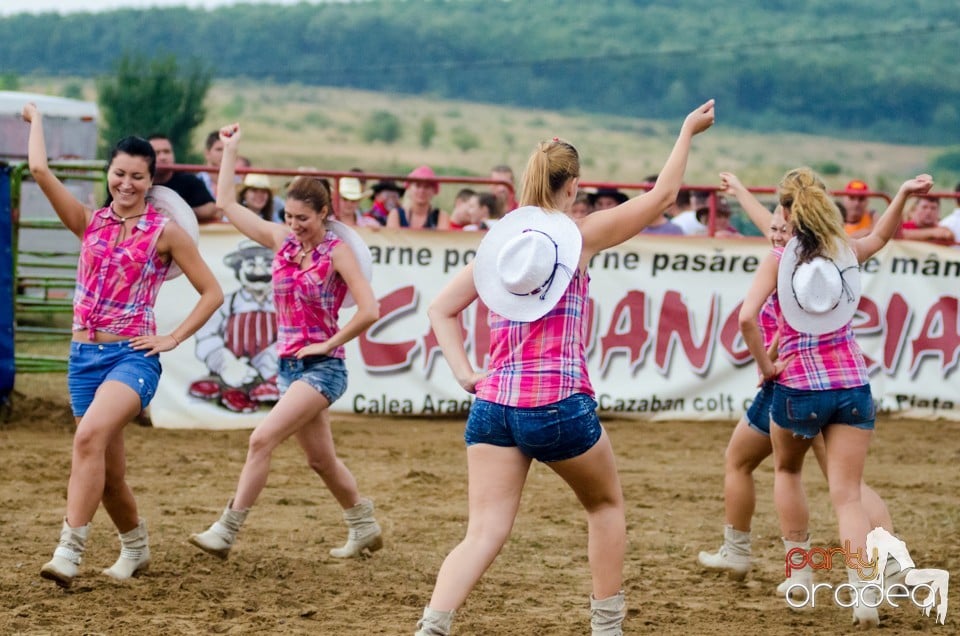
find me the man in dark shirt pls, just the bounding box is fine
[148,134,220,223]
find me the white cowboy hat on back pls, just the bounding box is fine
[325,219,373,308]
[146,185,200,280]
[778,237,861,335]
[473,205,582,322]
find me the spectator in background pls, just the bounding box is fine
[588,187,629,211]
[368,179,404,226]
[900,196,954,245]
[198,130,224,198]
[570,191,594,220]
[147,134,219,223]
[239,173,282,223]
[465,192,502,231]
[696,198,741,237]
[671,189,710,235]
[639,173,683,235]
[939,181,960,242]
[448,188,478,230]
[388,165,450,229]
[337,177,379,228]
[490,164,518,213]
[842,179,875,238]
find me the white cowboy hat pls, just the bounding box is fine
[325,219,373,308]
[145,185,200,280]
[778,237,861,335]
[473,205,582,322]
[338,177,371,202]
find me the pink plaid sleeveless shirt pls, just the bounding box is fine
[72,205,170,339]
[273,231,348,358]
[475,268,593,407]
[772,246,868,390]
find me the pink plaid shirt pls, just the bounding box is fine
[773,247,868,390]
[72,205,170,339]
[475,268,593,407]
[273,232,347,358]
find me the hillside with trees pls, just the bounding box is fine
[1,0,958,146]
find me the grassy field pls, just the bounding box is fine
[20,77,949,208]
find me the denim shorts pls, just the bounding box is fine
[771,384,875,439]
[464,393,602,463]
[745,381,775,436]
[277,355,348,404]
[68,340,162,417]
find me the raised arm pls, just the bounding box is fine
[216,123,289,250]
[852,174,934,262]
[580,99,715,257]
[720,172,772,235]
[426,263,486,394]
[22,103,90,237]
[738,252,779,381]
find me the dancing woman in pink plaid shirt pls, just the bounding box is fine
[189,123,382,563]
[416,100,715,636]
[23,103,224,589]
[738,167,933,628]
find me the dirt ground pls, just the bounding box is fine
[1,374,957,636]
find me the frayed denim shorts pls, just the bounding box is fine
[68,340,161,417]
[277,355,347,404]
[465,393,602,463]
[771,383,875,439]
[745,381,775,436]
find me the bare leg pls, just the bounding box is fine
[722,418,772,531]
[295,407,362,508]
[232,381,322,509]
[66,381,141,527]
[821,425,872,553]
[427,444,531,611]
[101,428,140,533]
[770,423,814,542]
[811,432,892,531]
[549,430,625,600]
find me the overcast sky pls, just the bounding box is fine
[0,0,319,16]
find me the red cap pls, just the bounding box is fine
[845,179,869,193]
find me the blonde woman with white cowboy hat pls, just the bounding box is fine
[188,123,383,563]
[415,100,715,636]
[738,167,933,628]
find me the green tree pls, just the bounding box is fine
[451,126,479,153]
[96,53,211,161]
[419,116,437,148]
[0,72,19,90]
[361,111,402,144]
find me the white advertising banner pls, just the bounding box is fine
[151,225,960,428]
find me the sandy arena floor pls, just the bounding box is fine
[1,375,957,635]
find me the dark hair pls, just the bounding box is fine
[477,192,503,219]
[285,176,332,217]
[147,132,170,142]
[455,187,477,202]
[205,130,221,151]
[109,136,156,178]
[675,189,692,207]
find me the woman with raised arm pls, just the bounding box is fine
[189,123,383,562]
[23,103,223,588]
[415,101,715,636]
[738,167,932,628]
[698,173,893,599]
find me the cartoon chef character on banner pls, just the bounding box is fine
[188,240,279,413]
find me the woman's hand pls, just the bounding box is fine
[683,99,715,137]
[219,123,241,147]
[900,174,933,197]
[457,370,487,395]
[130,334,180,357]
[719,171,745,197]
[21,102,39,123]
[296,342,333,359]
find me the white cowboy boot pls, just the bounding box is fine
[103,519,150,580]
[414,607,454,636]
[189,500,249,560]
[591,591,626,636]
[330,498,383,558]
[777,537,813,602]
[848,567,881,628]
[698,525,752,580]
[40,518,91,588]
